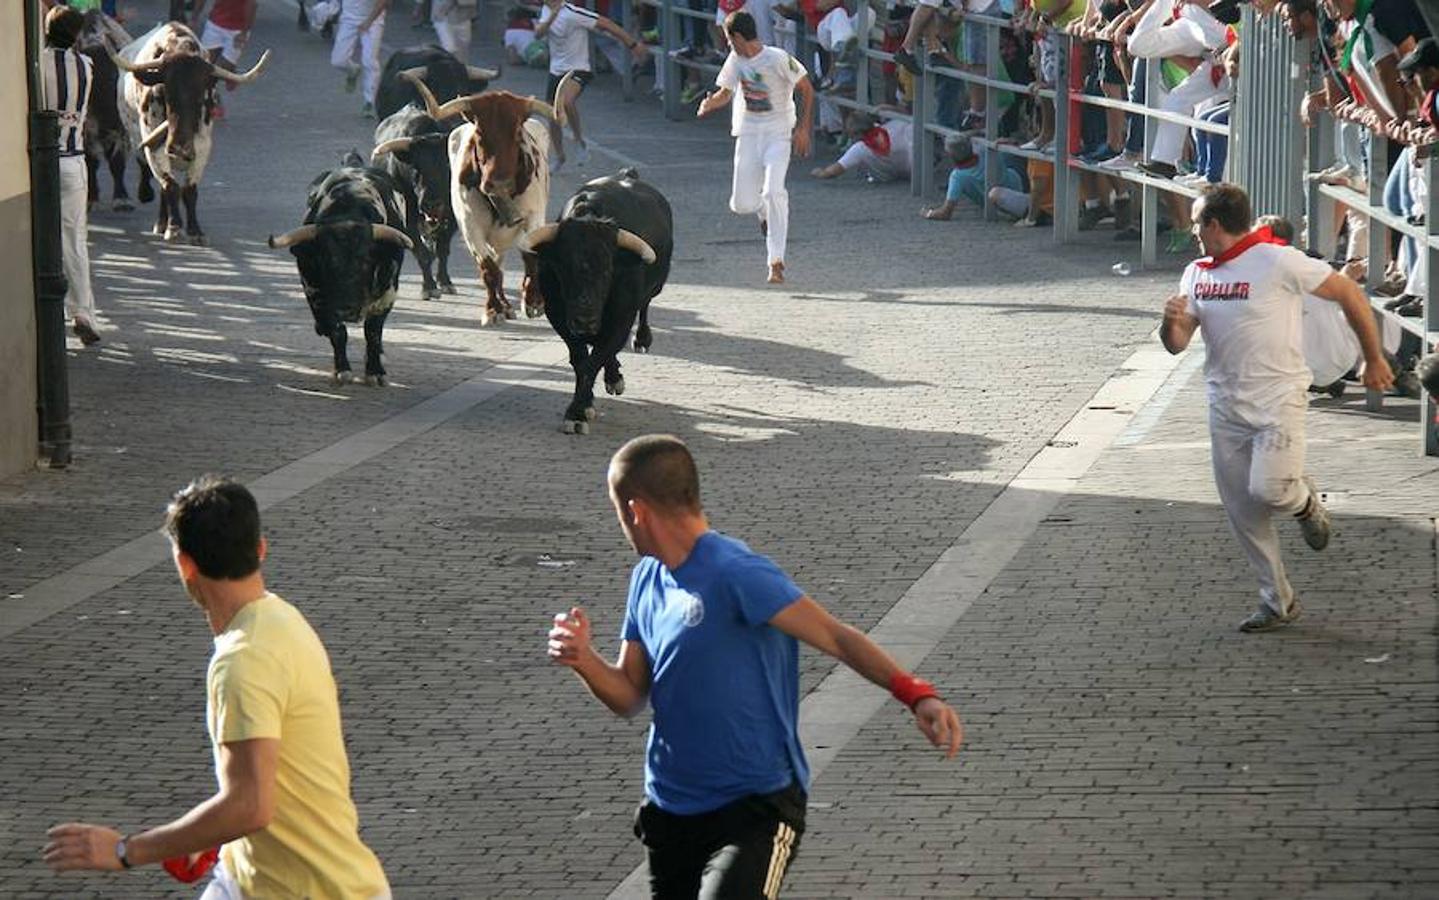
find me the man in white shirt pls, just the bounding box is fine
[535,0,646,168]
[1125,0,1231,179]
[809,112,912,183]
[41,6,102,346]
[1160,184,1393,633]
[698,10,815,285]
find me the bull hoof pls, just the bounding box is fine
[583,406,597,422]
[364,373,387,387]
[523,303,544,319]
[164,227,184,243]
[503,306,518,320]
[113,198,134,213]
[561,419,590,435]
[605,377,625,396]
[332,370,360,385]
[188,233,208,247]
[440,281,458,295]
[422,285,442,301]
[480,310,504,327]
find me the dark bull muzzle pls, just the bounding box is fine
[566,295,603,339]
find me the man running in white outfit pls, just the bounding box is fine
[698,11,814,285]
[535,0,646,169]
[331,0,389,118]
[1160,184,1394,633]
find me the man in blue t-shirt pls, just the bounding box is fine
[548,434,962,898]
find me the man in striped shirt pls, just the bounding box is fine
[42,6,102,346]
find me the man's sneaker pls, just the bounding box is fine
[892,47,921,75]
[72,319,101,347]
[767,261,785,284]
[1239,599,1302,633]
[1099,152,1137,171]
[344,63,361,93]
[1297,476,1331,551]
[574,141,591,166]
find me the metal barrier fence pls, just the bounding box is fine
[578,0,1434,456]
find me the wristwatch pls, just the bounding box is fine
[116,836,133,870]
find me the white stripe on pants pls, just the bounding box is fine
[59,154,95,326]
[1208,396,1311,615]
[730,131,791,265]
[331,13,385,102]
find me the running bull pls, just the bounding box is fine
[268,159,414,386]
[371,100,458,301]
[411,78,556,326]
[375,45,499,121]
[522,169,673,434]
[110,23,269,244]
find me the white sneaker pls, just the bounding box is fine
[1018,137,1043,151]
[1297,476,1331,551]
[1176,173,1209,187]
[1099,153,1137,172]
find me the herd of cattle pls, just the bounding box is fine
[77,18,673,435]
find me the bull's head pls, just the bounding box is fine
[522,218,656,335]
[111,47,270,162]
[267,222,412,334]
[372,127,452,237]
[411,79,553,199]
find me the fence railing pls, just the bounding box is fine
[578,0,1434,456]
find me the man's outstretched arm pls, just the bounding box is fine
[769,596,963,757]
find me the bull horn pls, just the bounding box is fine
[616,229,656,264]
[212,49,271,84]
[268,224,319,249]
[527,97,557,123]
[372,224,414,249]
[140,120,170,150]
[549,70,576,127]
[397,66,429,84]
[520,223,560,252]
[409,77,443,119]
[107,48,164,75]
[371,137,415,160]
[467,65,501,82]
[435,92,485,122]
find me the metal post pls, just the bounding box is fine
[913,57,928,198]
[1364,135,1390,412]
[1053,34,1078,243]
[618,0,635,101]
[856,1,871,110]
[1425,151,1438,456]
[662,0,680,120]
[25,4,71,469]
[1140,60,1159,269]
[982,17,1000,221]
[1304,113,1336,259]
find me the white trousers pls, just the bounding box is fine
[59,155,95,326]
[331,12,385,102]
[1151,62,1227,166]
[433,5,473,61]
[730,131,791,265]
[1208,396,1312,615]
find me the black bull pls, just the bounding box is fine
[528,170,673,434]
[375,45,498,122]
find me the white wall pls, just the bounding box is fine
[0,2,38,477]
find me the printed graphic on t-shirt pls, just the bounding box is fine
[666,587,705,627]
[1193,281,1251,301]
[739,69,774,113]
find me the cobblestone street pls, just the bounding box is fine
[1,2,1436,897]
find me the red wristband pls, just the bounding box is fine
[889,672,941,711]
[163,847,220,884]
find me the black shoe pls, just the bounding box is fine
[927,51,949,69]
[1112,196,1133,231]
[1395,296,1424,317]
[1136,160,1177,179]
[1384,293,1418,311]
[1077,205,1111,231]
[72,320,101,346]
[892,47,921,75]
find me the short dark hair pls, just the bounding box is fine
[1196,183,1253,236]
[1255,213,1295,243]
[163,476,263,580]
[1280,0,1318,19]
[45,6,85,49]
[609,434,702,514]
[725,11,758,42]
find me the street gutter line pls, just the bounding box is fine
[0,343,567,640]
[606,338,1195,899]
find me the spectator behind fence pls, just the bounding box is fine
[922,133,1025,219]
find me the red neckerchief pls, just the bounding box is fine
[952,155,979,170]
[1194,226,1284,269]
[862,126,891,156]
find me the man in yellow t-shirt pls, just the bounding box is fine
[44,476,389,899]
